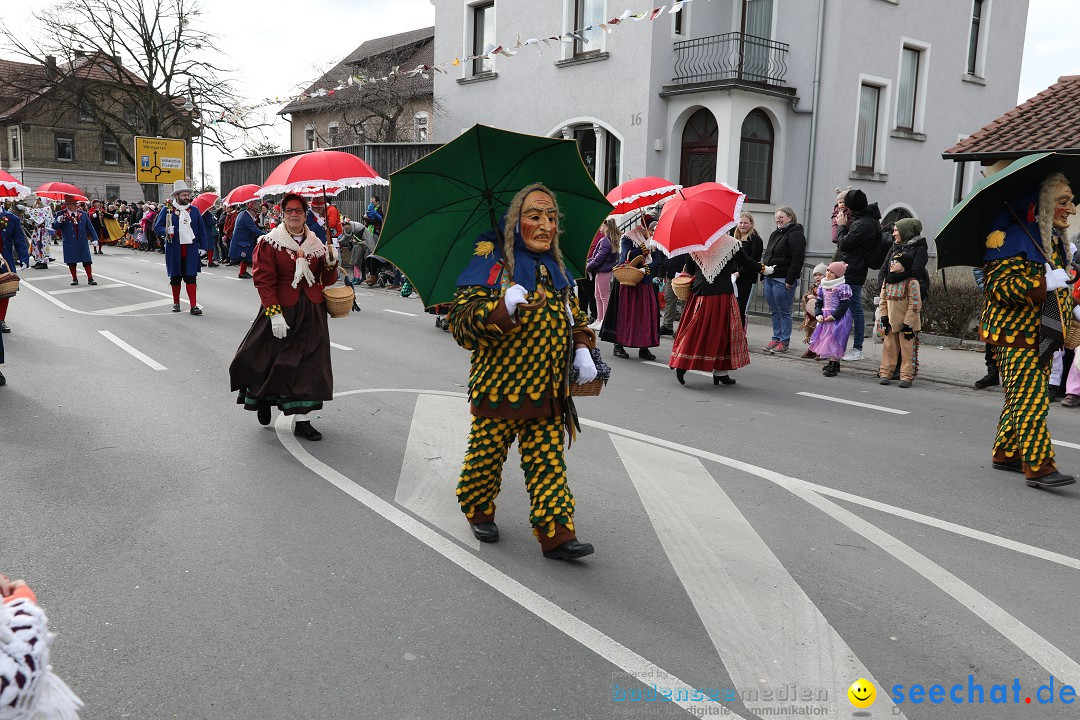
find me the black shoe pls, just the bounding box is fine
[0,322,9,334]
[190,306,202,316]
[898,380,912,388]
[1027,471,1076,489]
[714,374,735,385]
[879,377,892,385]
[293,421,322,441]
[208,262,219,267]
[471,521,500,543]
[238,272,252,279]
[70,279,79,286]
[823,361,839,377]
[659,326,674,336]
[613,345,629,359]
[543,539,595,560]
[974,372,999,389]
[172,303,181,312]
[87,279,97,286]
[675,368,686,385]
[257,403,271,426]
[992,458,1023,473]
[0,371,5,387]
[638,348,656,361]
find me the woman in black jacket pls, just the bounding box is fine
[732,212,764,330]
[760,206,806,353]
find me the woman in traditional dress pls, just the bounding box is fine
[669,234,760,386]
[229,193,339,441]
[599,218,661,360]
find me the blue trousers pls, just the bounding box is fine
[764,277,798,343]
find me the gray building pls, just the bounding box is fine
[432,0,1028,254]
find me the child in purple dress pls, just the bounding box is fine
[808,261,853,377]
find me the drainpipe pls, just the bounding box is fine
[802,0,826,237]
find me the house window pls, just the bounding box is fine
[102,137,119,165]
[604,131,621,194]
[55,133,74,162]
[78,99,94,122]
[680,108,718,187]
[856,84,881,170]
[967,0,984,76]
[304,126,316,150]
[953,162,968,205]
[738,110,774,204]
[896,47,920,131]
[327,123,339,147]
[8,127,18,161]
[574,127,597,179]
[573,0,606,56]
[471,2,496,76]
[106,185,120,201]
[674,3,686,35]
[414,111,429,142]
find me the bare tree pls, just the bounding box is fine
[244,141,283,157]
[0,0,264,165]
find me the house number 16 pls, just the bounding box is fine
[630,113,643,126]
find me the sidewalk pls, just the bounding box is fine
[737,314,989,390]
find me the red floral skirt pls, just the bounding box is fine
[669,293,749,372]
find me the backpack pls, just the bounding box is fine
[865,230,892,271]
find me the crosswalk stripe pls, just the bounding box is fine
[611,434,899,718]
[48,283,126,295]
[797,391,910,415]
[98,299,176,315]
[395,394,479,549]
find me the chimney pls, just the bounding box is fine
[45,55,56,79]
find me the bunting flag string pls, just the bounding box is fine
[230,0,700,116]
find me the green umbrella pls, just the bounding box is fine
[375,124,614,308]
[936,152,1080,269]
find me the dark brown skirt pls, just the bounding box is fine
[229,295,333,416]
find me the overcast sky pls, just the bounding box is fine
[3,0,1076,188]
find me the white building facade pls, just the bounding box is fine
[431,0,1028,256]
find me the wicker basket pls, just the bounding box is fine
[0,257,18,300]
[1066,322,1080,350]
[323,284,355,318]
[570,379,604,397]
[613,264,646,287]
[671,275,693,301]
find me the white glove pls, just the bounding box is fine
[1074,306,1080,322]
[504,284,529,315]
[872,296,882,305]
[1070,242,1077,258]
[270,313,289,339]
[1044,263,1071,292]
[573,347,598,384]
[763,265,775,276]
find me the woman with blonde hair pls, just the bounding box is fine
[586,217,620,329]
[732,211,764,329]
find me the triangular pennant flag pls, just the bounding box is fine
[630,11,649,21]
[568,31,587,43]
[649,6,668,20]
[513,34,523,48]
[451,57,461,66]
[598,23,613,34]
[669,2,684,13]
[494,45,517,57]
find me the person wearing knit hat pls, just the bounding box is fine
[800,263,830,356]
[807,261,853,376]
[835,187,881,362]
[877,219,928,388]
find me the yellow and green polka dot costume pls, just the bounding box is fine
[448,252,594,551]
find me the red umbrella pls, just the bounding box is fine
[0,170,31,200]
[192,192,218,213]
[223,184,262,206]
[606,176,682,215]
[256,150,387,197]
[652,182,745,257]
[36,182,88,202]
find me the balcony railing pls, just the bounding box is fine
[671,32,790,89]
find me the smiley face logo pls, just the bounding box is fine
[848,678,876,708]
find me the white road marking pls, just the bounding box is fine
[796,391,910,415]
[139,259,150,263]
[642,360,708,376]
[274,401,734,718]
[394,394,479,550]
[98,330,167,371]
[21,273,76,282]
[329,342,353,351]
[383,309,418,317]
[1053,439,1080,451]
[98,299,176,315]
[48,283,126,295]
[612,435,900,718]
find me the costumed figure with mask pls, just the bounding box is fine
[154,180,211,315]
[448,183,598,561]
[52,195,97,286]
[0,203,29,335]
[669,233,761,386]
[27,201,53,268]
[228,193,340,442]
[982,171,1079,488]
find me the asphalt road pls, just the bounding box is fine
[4,247,1080,720]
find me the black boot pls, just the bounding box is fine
[613,345,629,359]
[714,374,735,385]
[293,421,322,441]
[676,368,686,385]
[638,348,656,361]
[543,539,595,560]
[974,371,999,389]
[257,403,271,426]
[0,371,5,386]
[823,361,839,377]
[471,521,500,543]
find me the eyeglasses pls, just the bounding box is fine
[282,207,305,215]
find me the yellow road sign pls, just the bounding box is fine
[134,136,186,184]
